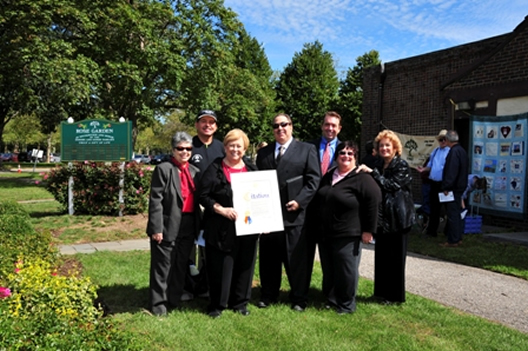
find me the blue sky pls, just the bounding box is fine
[223,0,528,75]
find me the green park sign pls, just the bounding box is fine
[61,119,132,162]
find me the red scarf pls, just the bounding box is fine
[171,156,195,213]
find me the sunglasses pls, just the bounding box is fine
[338,151,355,156]
[272,122,291,129]
[175,147,192,151]
[438,138,446,142]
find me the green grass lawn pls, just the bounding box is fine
[78,251,528,351]
[0,171,53,201]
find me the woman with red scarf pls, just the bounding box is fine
[198,128,258,318]
[147,131,200,316]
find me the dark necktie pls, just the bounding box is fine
[276,146,284,164]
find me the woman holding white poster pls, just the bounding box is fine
[198,128,258,318]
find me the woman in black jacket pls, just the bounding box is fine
[198,129,259,318]
[356,130,414,303]
[312,141,381,314]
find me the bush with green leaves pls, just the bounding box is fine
[43,161,153,215]
[0,257,143,350]
[0,201,57,279]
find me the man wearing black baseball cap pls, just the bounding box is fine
[184,110,224,301]
[190,110,224,173]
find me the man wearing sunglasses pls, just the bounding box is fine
[417,129,451,237]
[256,113,321,312]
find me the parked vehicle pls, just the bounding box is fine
[151,154,170,164]
[50,153,61,163]
[0,153,13,162]
[133,154,151,164]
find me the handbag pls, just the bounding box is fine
[383,188,416,232]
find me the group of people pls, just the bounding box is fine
[417,129,480,247]
[146,109,417,317]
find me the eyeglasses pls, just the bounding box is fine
[438,138,446,142]
[338,151,355,156]
[272,122,291,129]
[175,147,192,151]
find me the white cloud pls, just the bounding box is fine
[224,0,528,70]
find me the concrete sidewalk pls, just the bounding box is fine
[59,231,528,334]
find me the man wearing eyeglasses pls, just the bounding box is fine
[256,113,321,312]
[417,129,450,237]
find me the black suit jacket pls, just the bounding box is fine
[308,137,340,172]
[198,157,258,252]
[146,161,200,242]
[256,139,321,227]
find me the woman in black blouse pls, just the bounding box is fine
[198,128,258,318]
[312,141,381,314]
[356,130,414,303]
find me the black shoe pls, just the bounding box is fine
[207,310,222,318]
[291,304,305,312]
[257,301,270,309]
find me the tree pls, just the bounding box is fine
[74,0,187,146]
[0,0,100,158]
[275,41,339,141]
[176,1,276,144]
[336,50,381,141]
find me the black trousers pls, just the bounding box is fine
[258,225,309,307]
[374,230,408,303]
[205,234,258,312]
[426,181,443,236]
[319,236,362,313]
[445,191,464,244]
[149,214,195,315]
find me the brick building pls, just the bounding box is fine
[362,16,528,230]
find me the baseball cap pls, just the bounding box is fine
[436,129,448,139]
[196,110,217,121]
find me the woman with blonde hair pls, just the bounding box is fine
[356,129,415,303]
[198,128,259,318]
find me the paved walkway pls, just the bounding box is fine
[59,232,528,334]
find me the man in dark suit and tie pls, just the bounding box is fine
[256,113,321,311]
[306,111,342,292]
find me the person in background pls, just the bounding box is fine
[256,113,321,312]
[360,140,379,169]
[312,141,381,314]
[417,129,450,237]
[461,174,487,218]
[184,109,226,301]
[356,129,413,304]
[440,130,468,247]
[146,132,200,316]
[198,129,259,318]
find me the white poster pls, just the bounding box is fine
[231,170,284,236]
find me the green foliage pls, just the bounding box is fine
[43,161,153,215]
[275,41,339,141]
[0,211,57,279]
[336,50,381,142]
[0,256,143,350]
[0,200,29,217]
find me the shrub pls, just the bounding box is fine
[0,208,57,279]
[0,257,143,350]
[0,200,29,217]
[43,161,153,215]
